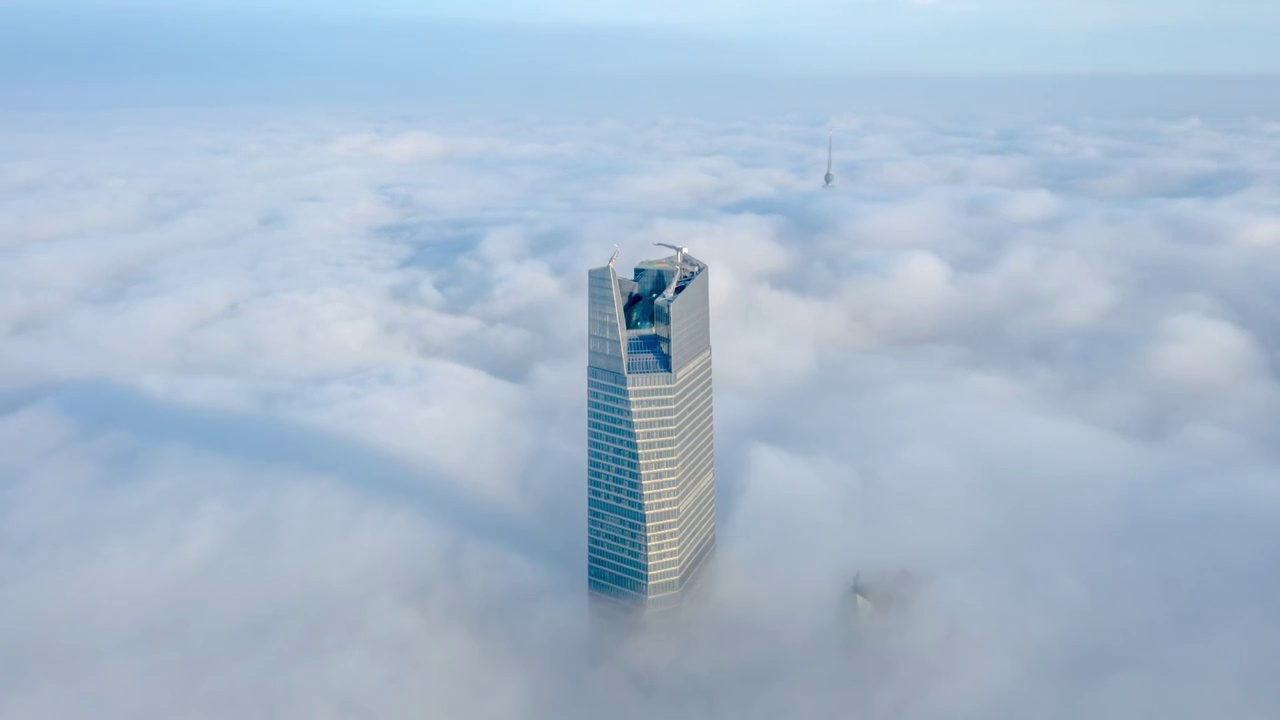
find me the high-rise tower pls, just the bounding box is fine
[586,244,716,619]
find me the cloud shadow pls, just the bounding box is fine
[31,378,573,583]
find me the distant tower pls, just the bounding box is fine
[586,243,717,626]
[823,131,835,188]
[840,570,918,645]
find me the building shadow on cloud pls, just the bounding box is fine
[38,378,572,582]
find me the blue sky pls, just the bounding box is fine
[5,0,1279,81]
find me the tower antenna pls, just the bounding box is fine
[653,242,687,264]
[823,130,835,188]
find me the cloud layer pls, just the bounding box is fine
[2,106,1280,718]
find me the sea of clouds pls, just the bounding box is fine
[2,105,1279,719]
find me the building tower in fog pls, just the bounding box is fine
[586,243,716,619]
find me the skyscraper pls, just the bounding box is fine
[586,244,716,619]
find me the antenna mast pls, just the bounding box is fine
[653,242,688,264]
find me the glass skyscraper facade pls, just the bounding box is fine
[587,246,716,615]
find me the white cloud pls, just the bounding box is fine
[2,107,1279,719]
[332,130,563,164]
[1148,312,1266,389]
[334,130,449,162]
[1234,216,1280,247]
[0,424,549,719]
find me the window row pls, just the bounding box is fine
[588,497,645,524]
[587,486,642,510]
[588,389,628,406]
[588,514,646,537]
[647,508,678,523]
[588,445,638,471]
[587,416,634,434]
[588,366,627,383]
[589,554,646,583]
[589,536,646,563]
[587,439,633,457]
[589,568,645,596]
[587,424,635,447]
[630,386,674,399]
[648,579,678,595]
[588,430,637,452]
[587,472,640,498]
[589,527,646,554]
[634,418,679,432]
[587,400,630,419]
[588,460,639,483]
[587,388,628,405]
[588,453,639,477]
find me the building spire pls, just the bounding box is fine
[653,242,687,264]
[823,130,835,188]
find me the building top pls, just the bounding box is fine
[848,569,918,615]
[627,247,705,315]
[589,244,711,377]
